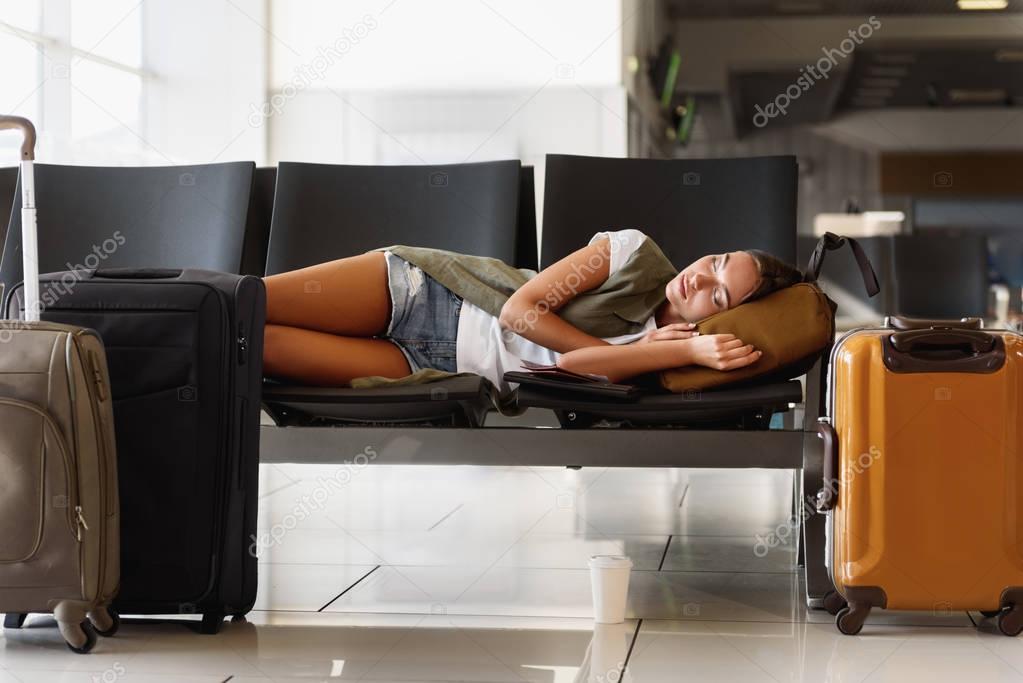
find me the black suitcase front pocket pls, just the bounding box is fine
[113,387,214,604]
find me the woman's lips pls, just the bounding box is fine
[680,276,687,300]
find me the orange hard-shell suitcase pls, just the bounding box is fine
[817,315,1023,636]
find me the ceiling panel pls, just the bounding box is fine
[837,42,1023,109]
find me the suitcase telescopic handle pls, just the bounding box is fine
[885,315,983,331]
[816,419,839,512]
[0,115,36,160]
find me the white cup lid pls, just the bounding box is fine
[588,554,633,569]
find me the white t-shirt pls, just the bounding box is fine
[455,229,657,394]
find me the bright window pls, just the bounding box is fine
[0,0,150,164]
[70,0,142,67]
[0,31,43,126]
[70,59,142,144]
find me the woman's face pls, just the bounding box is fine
[664,251,760,322]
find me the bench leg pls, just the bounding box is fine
[793,469,805,568]
[801,459,832,610]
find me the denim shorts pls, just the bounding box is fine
[384,251,462,373]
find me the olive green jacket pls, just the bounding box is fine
[381,237,678,338]
[355,237,678,390]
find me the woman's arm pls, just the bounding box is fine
[498,238,615,353]
[558,334,762,383]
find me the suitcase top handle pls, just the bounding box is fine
[93,268,183,280]
[890,328,995,355]
[884,328,1005,374]
[0,115,36,160]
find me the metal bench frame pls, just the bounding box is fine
[259,355,832,609]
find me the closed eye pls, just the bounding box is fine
[715,253,732,309]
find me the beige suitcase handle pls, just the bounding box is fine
[0,115,39,320]
[0,115,36,160]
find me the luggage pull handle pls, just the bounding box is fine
[0,115,36,160]
[815,418,839,512]
[884,315,982,331]
[890,328,994,354]
[93,268,183,280]
[883,329,1005,374]
[1,115,39,321]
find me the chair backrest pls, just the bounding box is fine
[540,154,797,269]
[515,165,538,271]
[240,166,278,276]
[0,162,255,293]
[0,166,17,256]
[985,230,1023,287]
[892,232,989,318]
[264,160,522,275]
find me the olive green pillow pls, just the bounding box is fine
[660,282,836,392]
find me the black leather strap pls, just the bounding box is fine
[804,232,880,298]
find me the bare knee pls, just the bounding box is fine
[262,324,293,377]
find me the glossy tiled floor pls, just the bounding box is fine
[3,464,1022,681]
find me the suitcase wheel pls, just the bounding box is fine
[65,620,98,655]
[836,604,870,636]
[3,613,28,629]
[998,607,1023,637]
[823,591,848,616]
[90,608,120,637]
[200,612,225,635]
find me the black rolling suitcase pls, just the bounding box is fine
[4,268,265,634]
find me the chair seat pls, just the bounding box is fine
[262,375,498,427]
[513,379,804,428]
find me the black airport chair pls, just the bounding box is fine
[240,166,278,277]
[514,154,804,428]
[891,232,989,319]
[0,162,256,299]
[257,154,835,610]
[260,159,528,427]
[0,166,17,259]
[515,165,539,271]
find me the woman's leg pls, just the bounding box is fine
[263,252,411,383]
[264,251,391,336]
[264,324,411,385]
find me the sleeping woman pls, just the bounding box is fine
[262,229,804,393]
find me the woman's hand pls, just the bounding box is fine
[557,331,762,382]
[635,322,699,345]
[684,333,762,371]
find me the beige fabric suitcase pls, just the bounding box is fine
[0,116,120,653]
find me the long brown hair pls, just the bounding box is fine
[743,249,805,303]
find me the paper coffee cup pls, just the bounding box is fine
[588,555,633,624]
